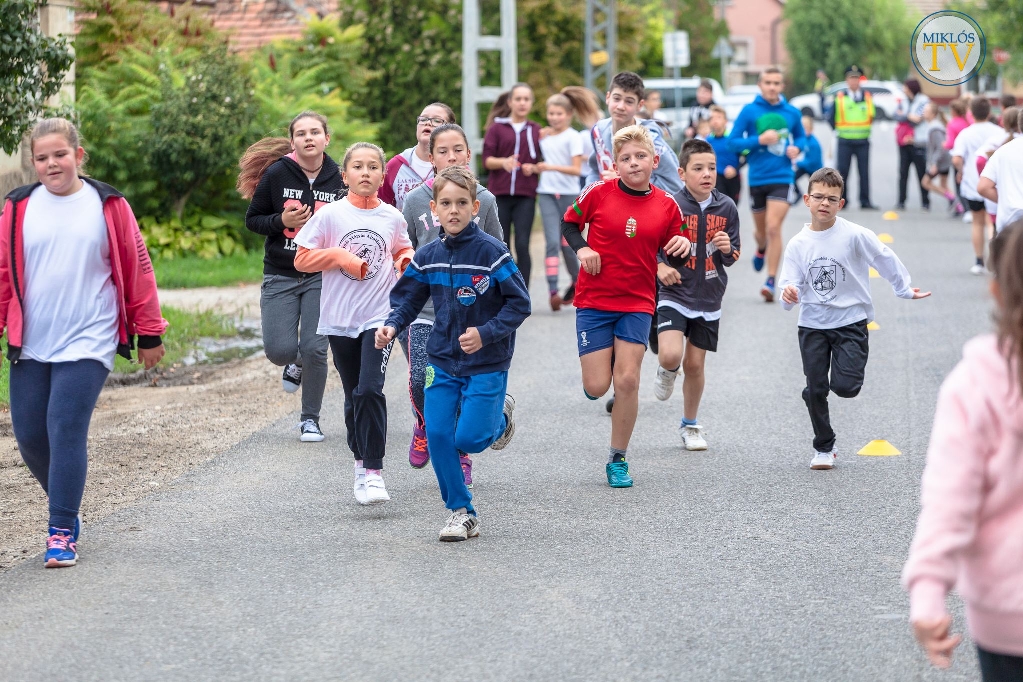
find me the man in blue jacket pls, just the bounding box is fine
[377,166,531,542]
[728,66,806,302]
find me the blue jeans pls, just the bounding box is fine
[424,365,508,514]
[10,359,110,529]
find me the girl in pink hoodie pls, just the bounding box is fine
[903,221,1023,680]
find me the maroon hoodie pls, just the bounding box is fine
[482,118,543,197]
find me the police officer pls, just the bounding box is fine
[828,65,878,209]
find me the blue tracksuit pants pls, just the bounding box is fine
[424,365,508,515]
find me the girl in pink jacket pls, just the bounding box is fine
[0,118,166,568]
[903,221,1023,680]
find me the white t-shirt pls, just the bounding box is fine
[294,197,413,337]
[779,217,914,330]
[951,121,1003,201]
[409,150,433,180]
[981,136,1023,232]
[537,128,585,195]
[21,183,119,369]
[511,121,526,135]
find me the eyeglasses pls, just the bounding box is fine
[809,194,842,205]
[417,116,448,126]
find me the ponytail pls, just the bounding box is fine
[237,137,293,199]
[560,86,602,125]
[484,92,511,132]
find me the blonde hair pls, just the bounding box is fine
[341,141,385,171]
[432,165,478,203]
[612,124,655,161]
[30,118,87,174]
[560,86,602,124]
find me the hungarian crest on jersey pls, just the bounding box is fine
[625,216,637,238]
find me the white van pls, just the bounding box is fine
[642,77,726,137]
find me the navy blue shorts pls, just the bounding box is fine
[575,308,652,356]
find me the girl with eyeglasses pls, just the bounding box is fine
[380,103,457,210]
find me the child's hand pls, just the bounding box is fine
[521,163,537,176]
[536,162,548,173]
[759,130,780,146]
[724,165,738,179]
[781,284,800,304]
[281,204,312,230]
[664,235,691,258]
[785,145,801,160]
[578,246,601,275]
[711,231,732,254]
[911,288,932,299]
[501,157,519,173]
[600,169,619,182]
[375,326,396,349]
[657,262,681,286]
[913,615,961,668]
[459,327,483,354]
[138,345,165,370]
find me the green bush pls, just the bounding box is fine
[140,213,245,260]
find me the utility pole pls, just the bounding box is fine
[462,0,518,167]
[584,0,617,97]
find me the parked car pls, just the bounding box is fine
[643,77,726,138]
[719,84,762,122]
[789,80,908,120]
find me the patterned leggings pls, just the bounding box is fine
[398,322,433,430]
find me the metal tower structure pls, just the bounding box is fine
[462,0,518,160]
[584,0,617,96]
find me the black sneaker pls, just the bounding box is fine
[561,283,575,305]
[282,364,302,393]
[298,419,324,442]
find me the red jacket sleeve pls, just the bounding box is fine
[0,199,13,337]
[378,156,401,207]
[111,197,167,342]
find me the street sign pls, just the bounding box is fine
[993,48,1011,65]
[663,31,690,69]
[710,36,733,59]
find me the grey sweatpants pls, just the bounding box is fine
[538,193,580,294]
[260,272,329,423]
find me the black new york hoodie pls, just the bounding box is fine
[245,155,347,277]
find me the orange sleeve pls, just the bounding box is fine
[294,246,367,279]
[393,247,414,275]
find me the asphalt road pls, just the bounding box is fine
[0,123,990,681]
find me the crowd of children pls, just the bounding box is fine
[5,64,1023,682]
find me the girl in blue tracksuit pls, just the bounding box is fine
[376,166,531,542]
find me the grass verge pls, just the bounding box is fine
[0,306,239,407]
[153,249,264,289]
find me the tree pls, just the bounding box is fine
[0,0,74,154]
[638,0,729,80]
[973,0,1023,80]
[784,0,916,94]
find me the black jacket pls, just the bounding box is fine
[658,186,741,313]
[244,155,347,277]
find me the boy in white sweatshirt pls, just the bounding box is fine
[779,168,931,470]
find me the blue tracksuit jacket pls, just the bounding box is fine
[386,223,531,377]
[727,94,807,187]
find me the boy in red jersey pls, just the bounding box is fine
[561,125,692,487]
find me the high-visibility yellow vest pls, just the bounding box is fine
[835,90,874,140]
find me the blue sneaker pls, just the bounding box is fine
[760,281,776,303]
[605,461,633,488]
[752,249,765,272]
[44,527,77,568]
[73,514,81,542]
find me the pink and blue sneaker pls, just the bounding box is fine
[44,527,77,568]
[460,454,473,489]
[409,426,430,469]
[752,248,765,272]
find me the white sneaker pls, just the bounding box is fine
[490,394,516,450]
[809,449,837,470]
[680,424,708,451]
[439,511,480,542]
[353,466,369,505]
[363,472,390,504]
[970,263,985,275]
[298,419,325,442]
[653,365,680,401]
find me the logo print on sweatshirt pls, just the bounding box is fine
[810,264,837,295]
[338,229,388,281]
[472,275,490,295]
[625,216,637,238]
[456,286,477,306]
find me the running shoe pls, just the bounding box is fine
[810,449,837,470]
[353,466,369,505]
[653,365,680,401]
[282,364,302,393]
[605,396,615,414]
[44,527,77,568]
[364,472,390,504]
[408,426,430,468]
[605,461,633,488]
[760,281,776,303]
[73,514,81,543]
[439,510,480,542]
[970,263,985,276]
[490,395,516,450]
[680,424,708,451]
[752,249,765,272]
[549,292,563,311]
[562,283,575,305]
[298,419,325,442]
[460,455,473,489]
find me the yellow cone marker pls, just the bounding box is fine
[878,233,894,243]
[867,321,880,330]
[857,439,902,456]
[869,267,880,278]
[882,211,899,221]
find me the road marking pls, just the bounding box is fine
[867,321,880,330]
[877,232,895,243]
[858,439,901,456]
[869,267,880,278]
[882,211,899,221]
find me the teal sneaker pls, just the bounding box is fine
[605,461,633,488]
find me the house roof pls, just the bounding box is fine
[903,0,947,17]
[158,0,339,52]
